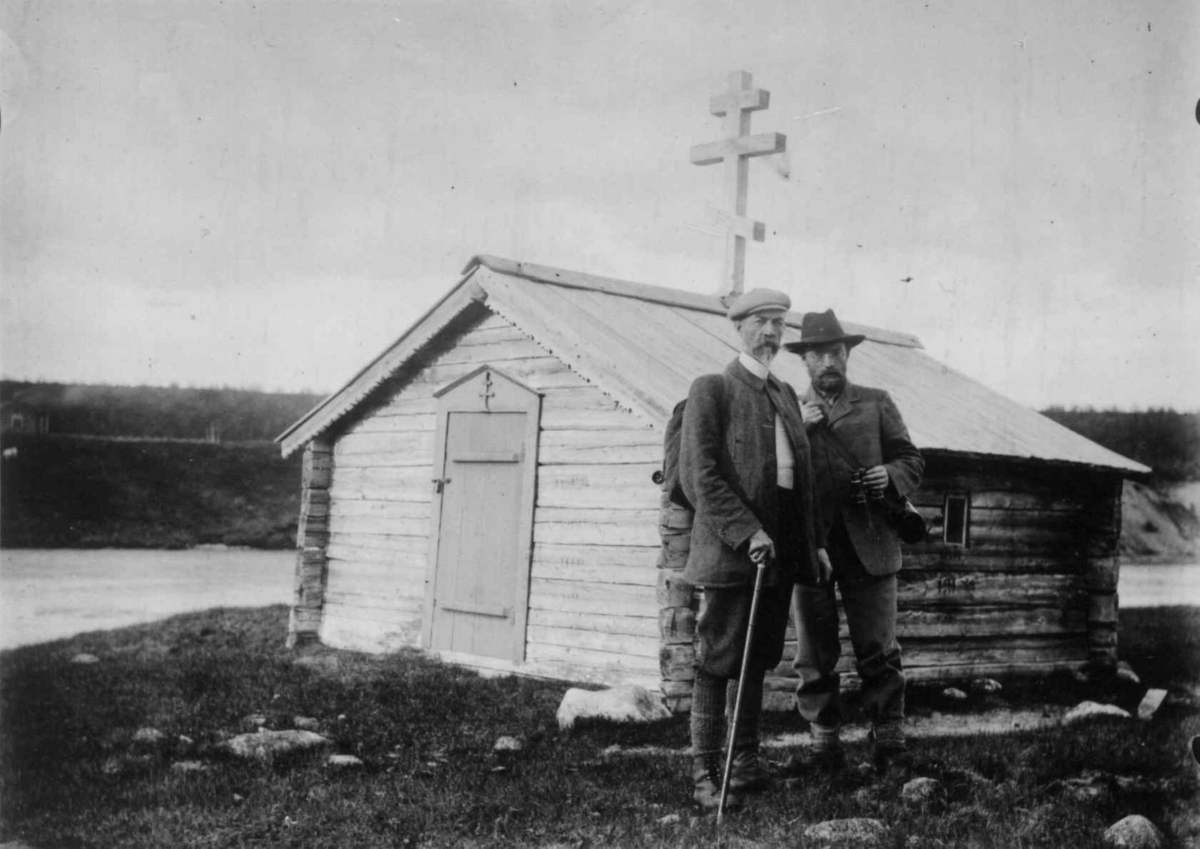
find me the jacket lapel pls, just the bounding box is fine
[826,382,859,427]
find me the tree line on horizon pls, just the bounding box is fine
[1,380,1196,481]
[0,380,325,443]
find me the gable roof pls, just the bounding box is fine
[277,255,1148,475]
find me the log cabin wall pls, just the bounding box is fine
[286,438,332,647]
[892,452,1120,681]
[313,303,663,685]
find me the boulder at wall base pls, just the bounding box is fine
[1063,701,1132,724]
[804,818,889,848]
[555,684,670,731]
[221,729,331,762]
[1103,815,1165,849]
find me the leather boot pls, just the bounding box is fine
[871,721,911,773]
[729,743,769,793]
[692,754,741,812]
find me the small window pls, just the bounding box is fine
[943,494,970,546]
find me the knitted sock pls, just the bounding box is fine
[727,669,764,751]
[691,671,728,758]
[811,722,842,753]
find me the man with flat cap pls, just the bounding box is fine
[679,288,829,811]
[783,309,924,773]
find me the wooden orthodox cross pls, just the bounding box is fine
[690,71,786,299]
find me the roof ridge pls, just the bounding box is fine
[465,254,923,349]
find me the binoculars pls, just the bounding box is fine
[848,467,885,506]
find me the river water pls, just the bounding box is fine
[0,549,1196,651]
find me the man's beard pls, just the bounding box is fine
[815,370,844,393]
[750,341,779,364]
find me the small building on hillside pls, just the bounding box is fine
[277,255,1148,709]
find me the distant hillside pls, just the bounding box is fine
[0,381,325,442]
[1040,407,1200,481]
[0,435,300,549]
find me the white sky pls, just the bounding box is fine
[1,0,1197,410]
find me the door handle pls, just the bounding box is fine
[432,477,452,494]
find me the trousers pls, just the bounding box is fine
[792,516,905,726]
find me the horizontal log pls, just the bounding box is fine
[533,559,655,587]
[325,556,426,584]
[327,530,430,554]
[529,578,656,618]
[407,356,589,393]
[321,598,423,629]
[537,464,662,510]
[335,430,435,458]
[901,550,1088,572]
[526,624,657,659]
[332,465,434,489]
[540,406,643,432]
[534,507,661,547]
[527,608,658,639]
[538,429,662,465]
[533,542,658,574]
[907,488,1102,515]
[370,395,439,417]
[343,413,436,435]
[330,499,430,521]
[430,337,549,367]
[895,606,1087,638]
[330,514,431,538]
[324,589,424,612]
[452,323,532,348]
[333,453,436,472]
[898,571,1087,607]
[523,641,659,677]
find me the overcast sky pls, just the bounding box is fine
[1,0,1197,410]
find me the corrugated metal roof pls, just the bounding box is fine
[277,255,1148,474]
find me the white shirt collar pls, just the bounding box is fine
[738,351,771,380]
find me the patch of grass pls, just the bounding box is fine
[2,605,1198,847]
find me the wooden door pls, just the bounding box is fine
[424,366,540,662]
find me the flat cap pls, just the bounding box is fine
[726,288,791,321]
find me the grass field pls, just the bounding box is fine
[1,606,1198,848]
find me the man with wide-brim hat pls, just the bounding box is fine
[677,289,829,811]
[782,308,924,774]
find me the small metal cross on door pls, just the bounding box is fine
[690,71,787,299]
[479,370,495,411]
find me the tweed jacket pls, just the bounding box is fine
[803,381,924,576]
[680,359,824,588]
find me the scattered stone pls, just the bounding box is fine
[327,754,363,769]
[555,684,670,730]
[133,727,166,745]
[941,687,968,701]
[171,760,210,773]
[970,678,1002,693]
[221,729,331,762]
[658,813,681,825]
[232,794,244,803]
[1116,661,1141,686]
[901,777,945,807]
[178,734,195,749]
[852,786,882,807]
[100,756,124,776]
[1103,814,1164,849]
[601,744,622,757]
[1063,701,1132,724]
[804,818,889,848]
[1072,667,1093,684]
[1136,689,1167,720]
[240,713,268,731]
[293,716,320,731]
[71,653,100,665]
[494,735,525,753]
[1061,776,1112,805]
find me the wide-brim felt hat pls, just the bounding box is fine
[725,288,791,321]
[783,309,865,353]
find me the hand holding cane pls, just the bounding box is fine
[717,546,770,823]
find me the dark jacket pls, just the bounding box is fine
[680,359,824,588]
[803,382,923,576]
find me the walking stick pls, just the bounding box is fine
[717,554,769,823]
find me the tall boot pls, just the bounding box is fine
[690,672,740,812]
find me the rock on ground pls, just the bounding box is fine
[1104,814,1165,849]
[901,777,945,807]
[327,754,363,769]
[70,653,99,664]
[970,678,1002,693]
[941,687,968,701]
[804,818,889,848]
[171,760,210,773]
[1063,701,1132,724]
[132,727,166,744]
[493,735,524,752]
[555,684,670,730]
[293,716,320,731]
[1136,689,1167,720]
[222,729,331,762]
